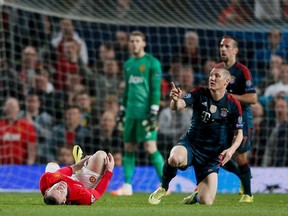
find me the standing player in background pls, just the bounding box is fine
[112,31,164,196]
[218,35,257,202]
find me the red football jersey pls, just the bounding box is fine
[39,166,113,205]
[0,118,37,164]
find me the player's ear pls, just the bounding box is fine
[234,47,239,55]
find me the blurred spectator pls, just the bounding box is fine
[112,150,123,166]
[196,59,216,86]
[165,57,183,85]
[249,102,269,166]
[117,80,126,99]
[55,39,93,90]
[58,146,74,165]
[218,0,251,25]
[179,66,195,92]
[253,29,288,83]
[94,111,123,154]
[264,63,288,97]
[114,30,130,63]
[17,46,40,90]
[19,91,54,164]
[47,105,94,161]
[103,94,119,116]
[33,65,55,94]
[93,42,116,75]
[0,59,25,111]
[254,0,281,21]
[52,18,88,64]
[74,90,99,128]
[179,31,203,73]
[262,95,288,166]
[259,54,284,92]
[64,71,87,105]
[0,98,37,164]
[93,59,122,109]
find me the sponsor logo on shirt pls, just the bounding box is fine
[3,133,21,141]
[128,75,144,84]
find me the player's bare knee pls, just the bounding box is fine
[168,154,181,167]
[199,195,214,205]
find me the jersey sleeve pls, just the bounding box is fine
[231,99,243,131]
[79,171,113,205]
[57,166,73,176]
[149,58,162,106]
[238,63,256,94]
[182,87,202,107]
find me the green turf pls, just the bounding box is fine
[0,193,287,216]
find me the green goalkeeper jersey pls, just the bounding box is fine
[122,53,162,119]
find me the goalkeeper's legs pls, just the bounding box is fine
[145,140,164,182]
[111,142,136,196]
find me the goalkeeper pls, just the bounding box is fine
[112,31,164,196]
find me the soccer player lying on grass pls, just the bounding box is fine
[39,149,114,205]
[149,66,243,205]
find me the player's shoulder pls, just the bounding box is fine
[145,53,160,63]
[235,61,249,70]
[227,94,242,111]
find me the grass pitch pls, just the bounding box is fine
[0,193,287,216]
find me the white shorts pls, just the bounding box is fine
[72,164,102,189]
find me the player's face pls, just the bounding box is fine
[208,68,229,91]
[219,38,238,62]
[129,35,146,56]
[46,181,68,204]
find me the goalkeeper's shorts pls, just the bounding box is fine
[123,118,157,143]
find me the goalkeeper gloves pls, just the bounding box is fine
[142,105,159,132]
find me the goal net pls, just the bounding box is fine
[0,0,287,193]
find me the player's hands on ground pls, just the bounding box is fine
[170,82,182,101]
[220,148,234,166]
[105,153,115,172]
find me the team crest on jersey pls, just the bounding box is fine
[229,76,236,84]
[221,108,228,117]
[139,65,146,72]
[210,105,217,113]
[89,176,96,183]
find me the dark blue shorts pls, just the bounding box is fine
[177,135,221,184]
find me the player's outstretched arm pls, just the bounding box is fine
[220,129,243,165]
[170,82,186,110]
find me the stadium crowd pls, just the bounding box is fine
[0,2,288,168]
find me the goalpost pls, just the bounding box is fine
[0,0,287,193]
